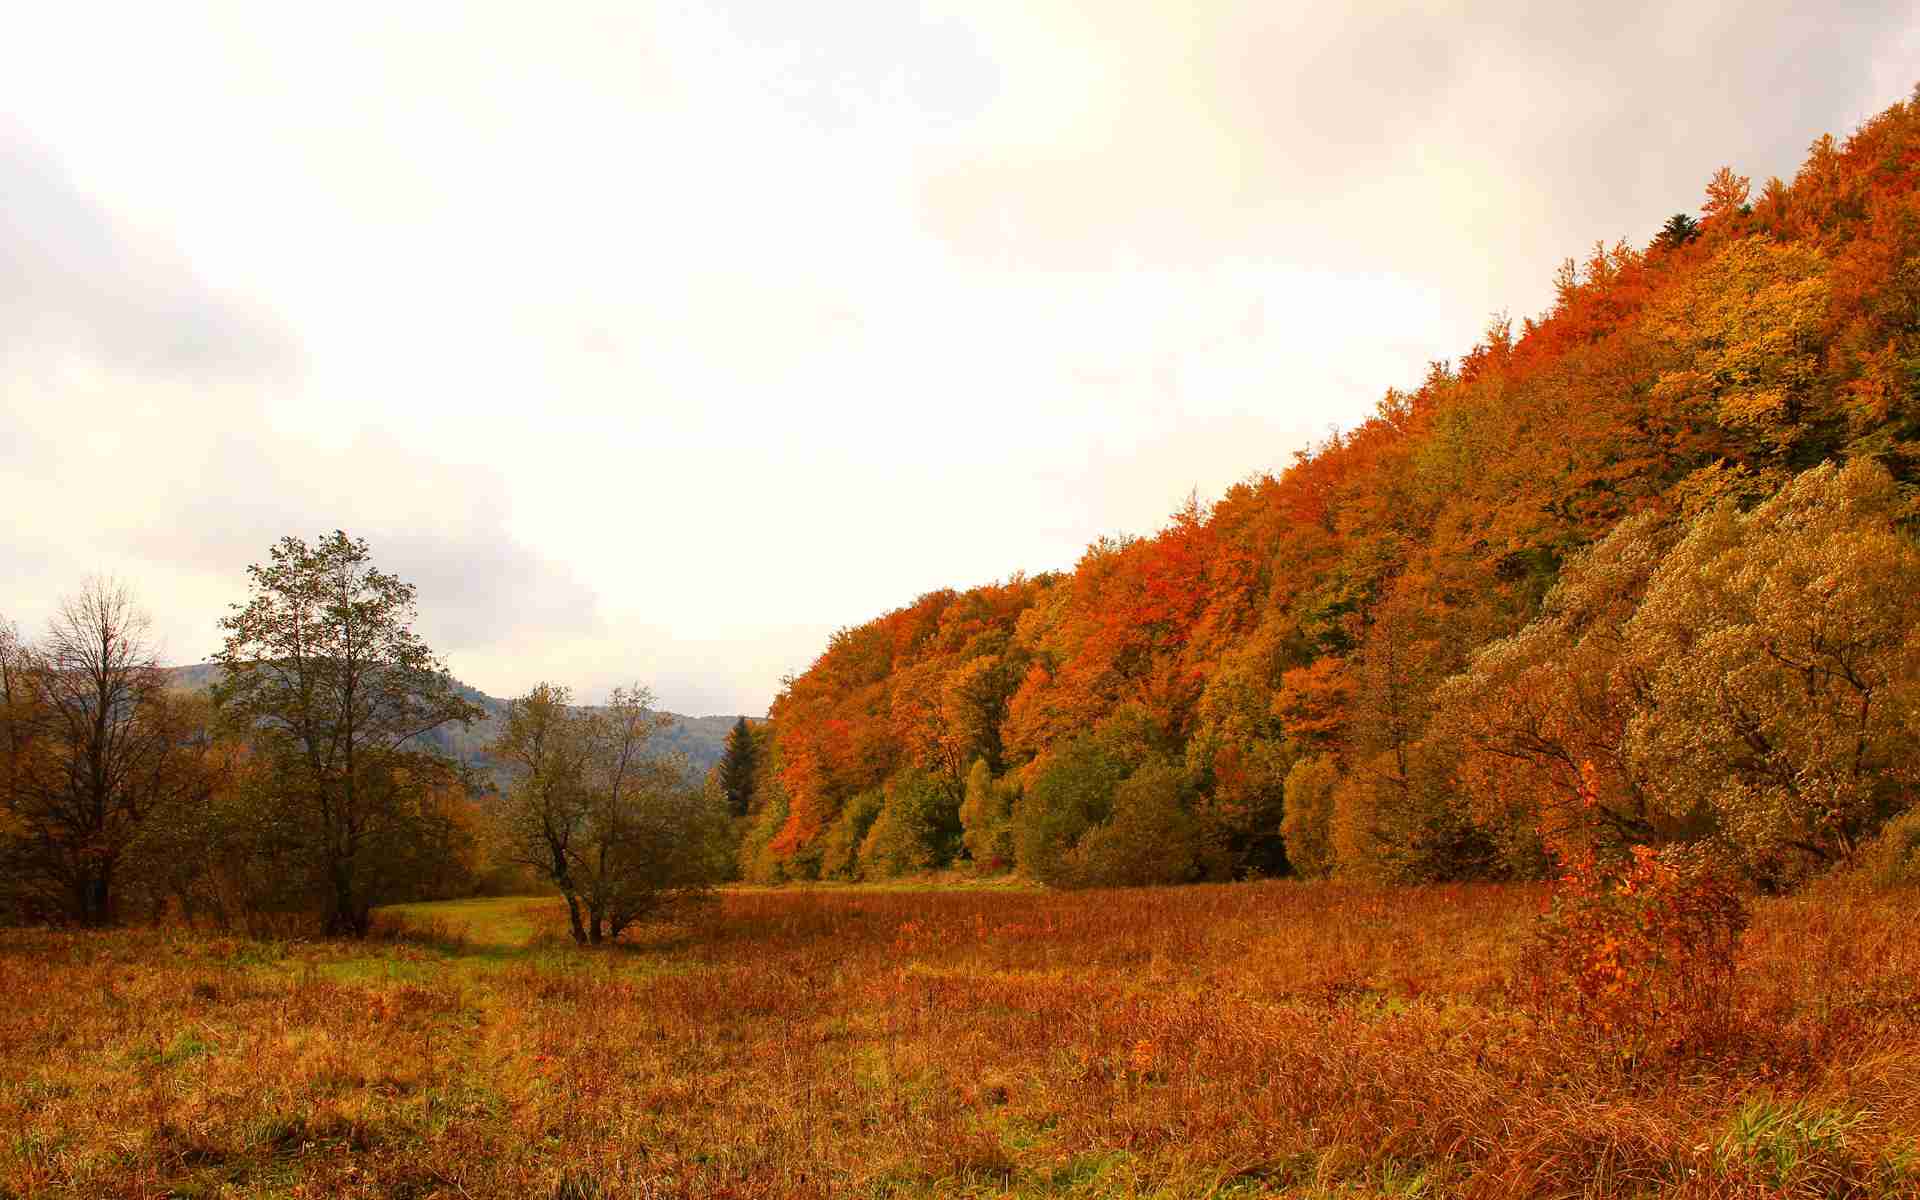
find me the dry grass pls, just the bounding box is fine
[2,882,1916,1198]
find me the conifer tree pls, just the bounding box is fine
[1653,212,1699,251]
[718,716,758,817]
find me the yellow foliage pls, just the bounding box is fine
[1651,236,1832,456]
[1280,754,1339,879]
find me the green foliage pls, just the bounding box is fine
[819,788,883,880]
[1061,760,1206,887]
[213,533,484,937]
[957,758,1018,872]
[490,682,722,944]
[718,717,758,817]
[1652,211,1700,252]
[1715,1098,1871,1190]
[700,771,746,884]
[738,783,790,886]
[1333,739,1501,883]
[858,769,960,879]
[1012,729,1138,885]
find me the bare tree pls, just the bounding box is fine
[0,581,208,925]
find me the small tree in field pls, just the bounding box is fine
[214,533,482,937]
[1064,760,1205,887]
[493,682,722,944]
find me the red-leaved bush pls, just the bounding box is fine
[1525,765,1750,1057]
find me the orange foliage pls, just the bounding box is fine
[765,90,1920,876]
[1525,768,1751,1057]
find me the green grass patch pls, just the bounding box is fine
[380,895,558,949]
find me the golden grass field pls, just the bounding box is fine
[2,883,1916,1199]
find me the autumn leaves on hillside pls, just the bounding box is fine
[742,88,1920,893]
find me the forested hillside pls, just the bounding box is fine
[744,89,1920,892]
[161,665,740,783]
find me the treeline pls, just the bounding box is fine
[0,535,727,938]
[742,88,1920,893]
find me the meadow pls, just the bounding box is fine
[1,883,1916,1199]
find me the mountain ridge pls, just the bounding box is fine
[160,664,747,785]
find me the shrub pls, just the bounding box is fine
[1331,742,1500,883]
[738,787,790,885]
[1012,735,1133,885]
[958,759,1017,872]
[1525,769,1750,1055]
[858,770,961,878]
[1280,755,1338,879]
[820,789,884,880]
[1855,806,1920,890]
[858,804,931,878]
[1062,761,1205,887]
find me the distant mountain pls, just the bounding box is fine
[161,664,748,791]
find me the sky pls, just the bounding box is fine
[3,3,1918,717]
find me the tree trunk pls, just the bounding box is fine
[325,862,359,937]
[91,865,113,927]
[563,893,588,945]
[74,863,113,928]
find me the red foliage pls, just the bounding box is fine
[1527,768,1750,1056]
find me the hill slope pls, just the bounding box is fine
[745,88,1920,889]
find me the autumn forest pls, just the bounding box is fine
[742,90,1920,900]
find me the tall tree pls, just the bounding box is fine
[717,715,757,817]
[0,619,28,835]
[1622,460,1920,884]
[0,582,209,925]
[214,532,481,936]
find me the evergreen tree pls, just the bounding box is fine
[1652,212,1699,251]
[718,716,758,817]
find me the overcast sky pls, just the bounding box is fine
[3,3,1916,716]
